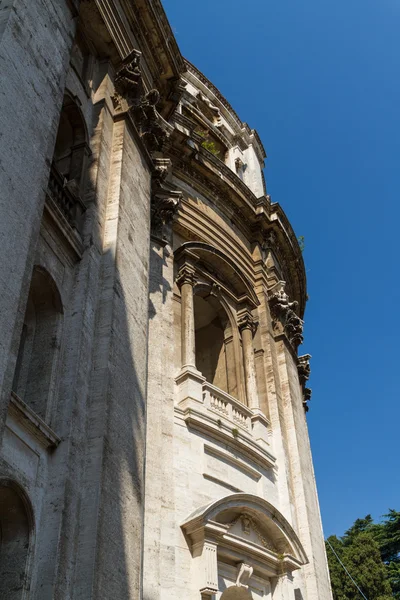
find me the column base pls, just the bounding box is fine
[251,409,271,449]
[175,366,206,406]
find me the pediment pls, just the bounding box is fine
[181,493,308,570]
[224,513,278,553]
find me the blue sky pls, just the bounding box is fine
[162,0,400,537]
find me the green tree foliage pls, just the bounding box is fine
[326,510,400,600]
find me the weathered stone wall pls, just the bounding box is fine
[0,5,152,595]
[0,0,77,439]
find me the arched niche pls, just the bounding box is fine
[181,494,307,597]
[12,266,64,421]
[0,480,34,600]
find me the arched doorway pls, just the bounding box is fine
[0,481,33,600]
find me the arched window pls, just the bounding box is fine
[0,481,33,600]
[194,292,237,398]
[53,93,89,190]
[12,267,63,421]
[47,93,89,229]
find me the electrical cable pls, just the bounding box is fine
[326,538,369,600]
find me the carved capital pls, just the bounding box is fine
[237,310,258,335]
[176,264,197,288]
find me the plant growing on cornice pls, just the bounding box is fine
[232,427,239,438]
[201,139,221,157]
[194,127,221,157]
[217,419,222,428]
[297,235,305,252]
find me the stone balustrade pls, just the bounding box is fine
[203,382,252,432]
[47,164,86,231]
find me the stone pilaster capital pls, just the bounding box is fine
[176,264,197,288]
[237,310,258,336]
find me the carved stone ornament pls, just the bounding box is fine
[113,50,173,152]
[197,91,222,126]
[236,563,253,588]
[237,310,258,336]
[151,158,182,236]
[268,282,304,349]
[113,49,142,108]
[303,387,312,412]
[176,264,197,288]
[297,355,312,412]
[297,354,311,387]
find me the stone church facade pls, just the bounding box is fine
[0,1,332,600]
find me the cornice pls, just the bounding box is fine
[184,59,266,162]
[94,0,185,84]
[166,128,306,312]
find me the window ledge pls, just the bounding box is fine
[175,372,276,470]
[9,393,61,450]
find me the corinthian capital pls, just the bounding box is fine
[176,264,197,288]
[237,310,258,335]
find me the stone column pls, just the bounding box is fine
[175,264,205,405]
[238,310,258,409]
[177,264,197,369]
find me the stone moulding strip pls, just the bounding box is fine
[203,444,262,481]
[43,196,84,261]
[202,473,243,493]
[9,393,61,450]
[175,405,276,470]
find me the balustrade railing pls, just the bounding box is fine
[47,164,86,230]
[202,382,252,431]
